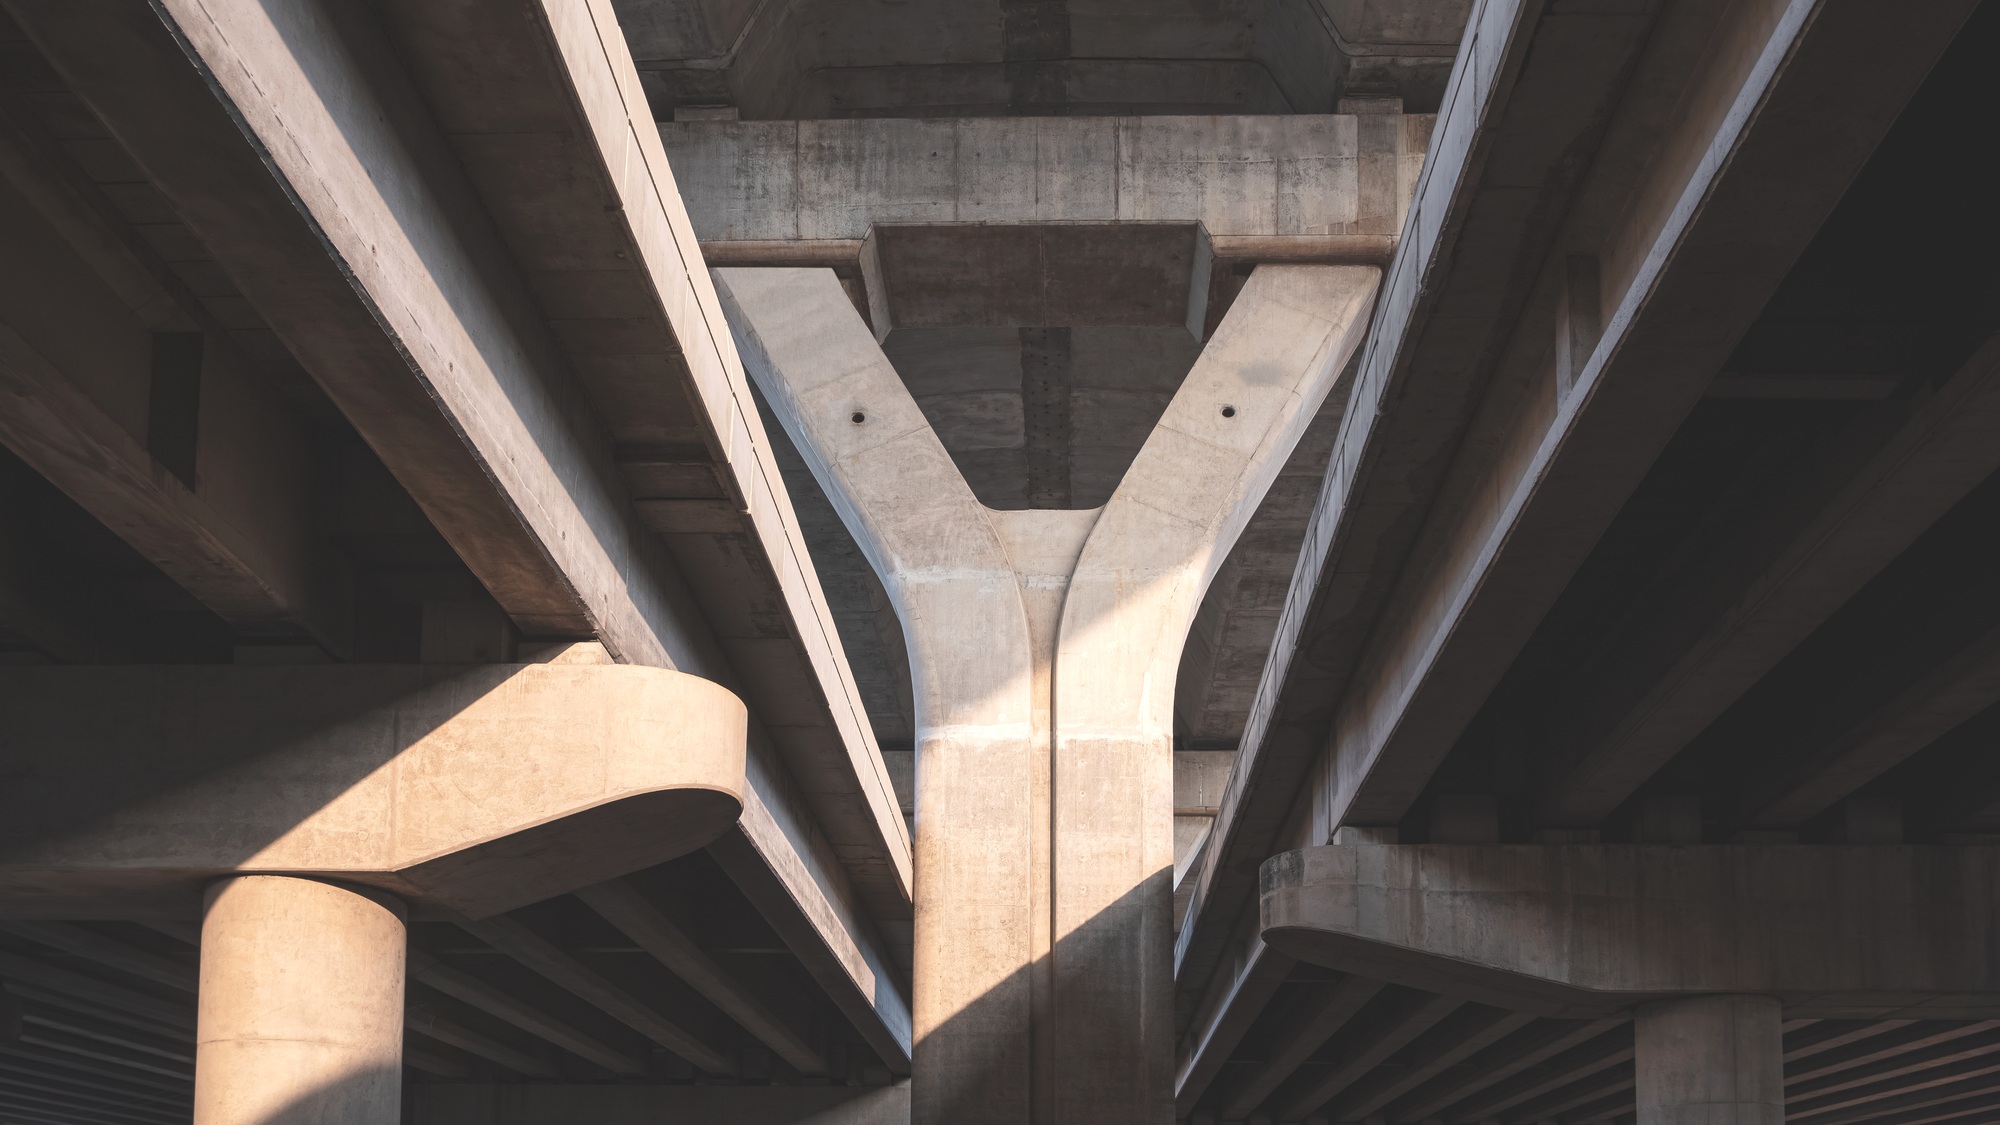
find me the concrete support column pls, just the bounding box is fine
[1634,996,1782,1125]
[196,876,407,1125]
[721,264,1378,1125]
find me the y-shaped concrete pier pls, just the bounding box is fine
[719,265,1378,1124]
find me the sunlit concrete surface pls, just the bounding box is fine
[1,0,1998,1122]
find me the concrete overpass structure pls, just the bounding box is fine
[0,1,1994,1124]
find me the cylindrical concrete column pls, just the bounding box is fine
[195,876,406,1125]
[1634,995,1783,1125]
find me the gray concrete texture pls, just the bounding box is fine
[720,262,1377,1124]
[663,114,1430,245]
[0,663,746,918]
[1261,844,2000,1018]
[1635,996,1783,1125]
[196,877,406,1125]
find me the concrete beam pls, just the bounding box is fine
[0,112,345,652]
[1,0,601,640]
[0,663,745,918]
[1337,1008,1536,1120]
[1177,0,1981,1031]
[1439,1024,1634,1122]
[405,948,645,1078]
[709,797,914,1075]
[1321,0,1984,838]
[669,114,1425,339]
[408,1008,557,1081]
[1170,0,1625,1025]
[574,878,827,1074]
[1219,974,1382,1120]
[1278,992,1460,1121]
[0,952,191,1032]
[1173,937,1291,1115]
[0,924,193,992]
[411,1081,909,1125]
[664,115,1429,249]
[447,910,736,1077]
[4,0,912,932]
[1263,844,2000,1019]
[1545,334,2000,827]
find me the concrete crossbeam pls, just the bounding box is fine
[664,115,1430,247]
[1219,974,1382,1120]
[670,115,1423,342]
[1262,845,2000,1019]
[0,113,345,654]
[0,663,745,918]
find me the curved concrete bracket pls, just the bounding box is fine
[0,664,747,918]
[1261,844,2000,1019]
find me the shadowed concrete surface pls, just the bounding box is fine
[3,0,2000,1123]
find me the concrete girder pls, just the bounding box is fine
[1790,1023,2000,1087]
[7,0,916,1061]
[1789,1030,2000,1111]
[1277,991,1460,1122]
[0,951,190,1032]
[405,948,648,1077]
[0,663,745,919]
[1218,973,1382,1120]
[1176,0,1982,1045]
[1747,614,2000,832]
[1387,1016,1627,1121]
[667,114,1427,336]
[574,877,828,1074]
[1336,1008,1536,1121]
[410,1081,909,1125]
[1439,1024,1634,1123]
[1169,0,1638,1032]
[404,1001,556,1079]
[446,909,737,1076]
[1262,844,2000,1020]
[21,893,667,1085]
[1545,333,2000,828]
[721,263,1378,1124]
[4,0,911,893]
[0,111,345,655]
[1314,0,1985,842]
[1173,936,1291,1115]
